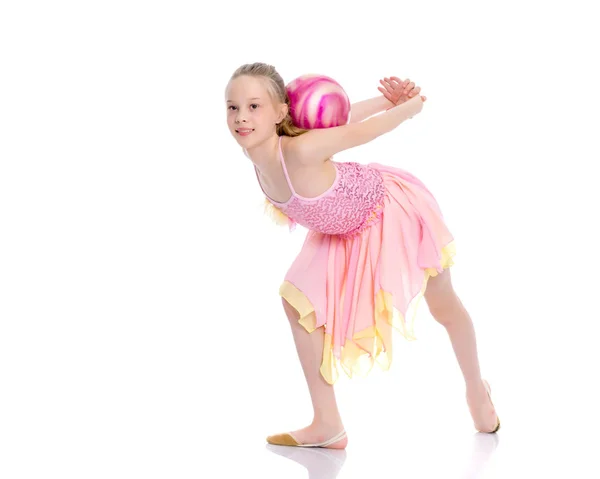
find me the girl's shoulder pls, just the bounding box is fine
[281,134,332,169]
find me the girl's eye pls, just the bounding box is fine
[227,104,258,111]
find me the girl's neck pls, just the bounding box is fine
[245,134,281,173]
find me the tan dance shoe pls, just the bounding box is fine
[266,429,347,448]
[480,379,501,433]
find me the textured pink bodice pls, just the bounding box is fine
[256,137,386,238]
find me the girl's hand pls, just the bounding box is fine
[378,76,427,107]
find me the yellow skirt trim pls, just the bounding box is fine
[279,241,457,385]
[264,198,293,227]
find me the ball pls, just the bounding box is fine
[285,74,351,129]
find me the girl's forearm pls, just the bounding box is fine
[349,96,395,123]
[364,94,423,137]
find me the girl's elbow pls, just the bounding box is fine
[356,128,376,144]
[358,119,387,144]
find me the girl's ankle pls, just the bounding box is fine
[312,416,344,428]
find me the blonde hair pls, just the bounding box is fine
[229,62,308,138]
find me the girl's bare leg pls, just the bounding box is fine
[424,268,500,432]
[273,298,347,448]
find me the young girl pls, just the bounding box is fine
[225,62,500,449]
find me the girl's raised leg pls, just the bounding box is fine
[424,268,500,432]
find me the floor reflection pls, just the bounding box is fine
[265,431,499,479]
[459,432,500,478]
[266,443,347,479]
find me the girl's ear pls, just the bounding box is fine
[277,102,289,123]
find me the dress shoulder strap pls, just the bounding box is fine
[251,136,296,204]
[278,135,296,195]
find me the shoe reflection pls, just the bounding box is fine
[460,432,500,478]
[265,443,347,479]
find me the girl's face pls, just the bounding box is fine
[225,75,286,148]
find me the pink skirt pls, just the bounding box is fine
[272,163,456,385]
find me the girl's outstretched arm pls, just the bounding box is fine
[349,96,395,123]
[290,94,424,165]
[349,77,421,123]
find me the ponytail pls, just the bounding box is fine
[277,97,308,137]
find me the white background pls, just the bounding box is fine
[1,1,598,477]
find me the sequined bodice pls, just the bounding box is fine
[257,137,386,237]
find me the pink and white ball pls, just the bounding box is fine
[285,74,351,129]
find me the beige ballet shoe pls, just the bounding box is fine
[480,379,501,433]
[266,429,347,448]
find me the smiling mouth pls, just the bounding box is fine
[236,128,254,133]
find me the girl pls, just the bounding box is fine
[225,63,500,449]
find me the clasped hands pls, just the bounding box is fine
[378,76,427,108]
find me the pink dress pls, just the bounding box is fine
[258,136,456,385]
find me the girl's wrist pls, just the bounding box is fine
[384,96,399,110]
